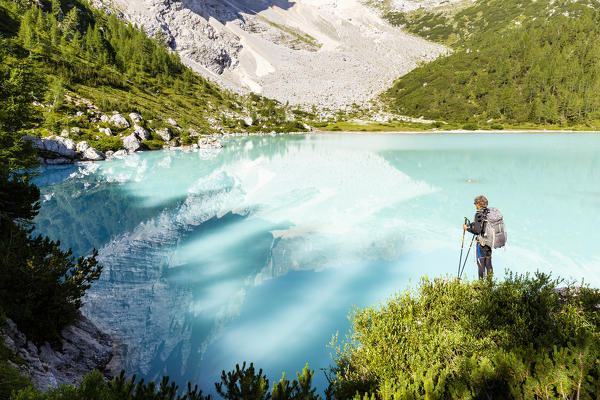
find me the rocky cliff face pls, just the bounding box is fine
[2,314,116,391]
[92,0,449,108]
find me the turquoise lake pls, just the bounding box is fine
[34,133,600,394]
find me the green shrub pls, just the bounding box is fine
[328,272,600,399]
[490,124,504,130]
[90,136,123,153]
[330,125,342,131]
[462,122,478,130]
[141,139,165,151]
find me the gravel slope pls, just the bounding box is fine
[95,0,450,109]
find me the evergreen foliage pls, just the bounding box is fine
[328,272,600,399]
[0,0,102,347]
[0,0,307,142]
[10,364,322,400]
[384,0,600,127]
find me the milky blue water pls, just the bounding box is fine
[34,133,600,394]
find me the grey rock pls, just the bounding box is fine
[188,128,200,137]
[76,141,91,153]
[198,136,223,149]
[100,114,110,123]
[156,128,172,142]
[243,116,253,126]
[110,113,130,128]
[49,136,76,151]
[70,127,82,136]
[105,150,115,158]
[60,129,69,137]
[82,147,106,161]
[113,149,128,158]
[129,113,143,123]
[75,111,85,117]
[133,125,151,141]
[99,127,113,136]
[123,134,141,153]
[23,136,76,159]
[167,118,179,127]
[1,314,114,391]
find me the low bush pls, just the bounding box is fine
[90,136,123,153]
[328,272,600,399]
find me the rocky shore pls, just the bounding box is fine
[2,313,117,391]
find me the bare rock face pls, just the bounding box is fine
[1,314,115,391]
[92,0,449,108]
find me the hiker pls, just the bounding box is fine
[463,195,493,279]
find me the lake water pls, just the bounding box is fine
[34,133,600,394]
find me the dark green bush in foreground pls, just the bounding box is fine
[328,272,600,399]
[10,363,321,400]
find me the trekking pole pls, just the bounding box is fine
[458,235,475,279]
[458,217,467,278]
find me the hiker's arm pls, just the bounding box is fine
[467,212,483,235]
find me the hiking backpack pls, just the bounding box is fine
[478,207,507,249]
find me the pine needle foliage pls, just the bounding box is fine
[384,0,600,128]
[328,272,600,399]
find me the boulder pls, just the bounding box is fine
[198,136,223,149]
[82,147,105,161]
[76,141,91,153]
[75,111,85,117]
[123,134,141,153]
[70,127,82,136]
[129,113,143,123]
[188,128,200,137]
[105,150,114,158]
[243,116,253,126]
[113,149,128,158]
[99,127,112,136]
[100,114,110,123]
[167,118,179,127]
[109,113,130,128]
[133,125,151,141]
[60,129,69,137]
[22,136,76,159]
[155,128,172,142]
[49,136,76,151]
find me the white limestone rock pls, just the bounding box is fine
[123,134,141,152]
[82,147,106,161]
[76,141,91,153]
[156,128,172,142]
[110,113,130,128]
[133,125,151,141]
[129,113,143,123]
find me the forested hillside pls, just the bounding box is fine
[0,0,306,153]
[383,0,600,128]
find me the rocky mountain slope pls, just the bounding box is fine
[93,0,448,109]
[2,314,115,391]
